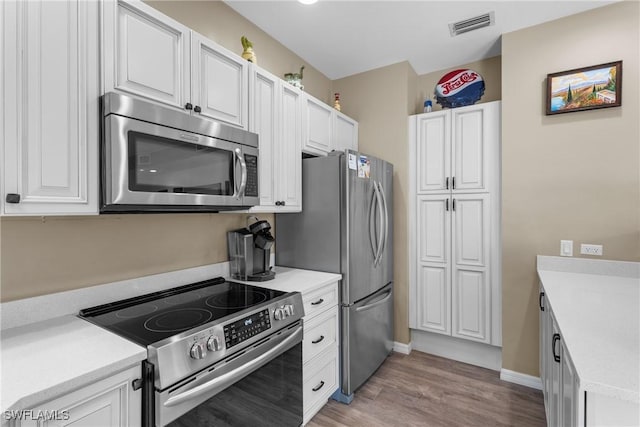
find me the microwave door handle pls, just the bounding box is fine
[233,148,247,200]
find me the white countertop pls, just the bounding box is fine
[230,266,342,296]
[0,315,147,414]
[537,256,640,403]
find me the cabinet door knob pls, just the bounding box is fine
[281,200,286,206]
[185,103,193,110]
[452,176,456,189]
[194,105,202,113]
[6,193,21,203]
[539,292,545,311]
[445,177,449,190]
[445,199,449,211]
[452,198,456,211]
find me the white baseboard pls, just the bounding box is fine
[393,341,412,354]
[410,329,502,371]
[500,368,542,390]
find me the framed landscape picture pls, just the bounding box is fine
[546,61,622,115]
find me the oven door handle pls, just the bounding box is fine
[163,325,302,408]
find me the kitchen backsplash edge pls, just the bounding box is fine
[1,261,235,330]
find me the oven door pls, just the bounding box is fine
[156,323,303,427]
[102,114,259,212]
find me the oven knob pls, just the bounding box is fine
[207,336,221,352]
[284,304,294,317]
[274,308,284,320]
[190,342,206,360]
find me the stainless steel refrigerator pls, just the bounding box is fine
[276,150,393,403]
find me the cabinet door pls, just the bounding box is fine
[191,33,248,129]
[451,102,499,193]
[414,195,451,334]
[249,66,278,210]
[303,94,332,155]
[561,341,578,427]
[103,0,190,111]
[550,315,561,427]
[451,194,490,343]
[25,365,141,427]
[540,284,550,417]
[2,0,99,215]
[333,111,358,153]
[416,111,451,193]
[276,84,302,211]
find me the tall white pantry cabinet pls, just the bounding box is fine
[408,101,501,347]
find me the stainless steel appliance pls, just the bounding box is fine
[101,92,259,213]
[228,218,276,281]
[79,278,304,426]
[276,150,393,403]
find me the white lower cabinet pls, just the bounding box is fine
[11,365,141,427]
[540,284,638,427]
[301,281,340,425]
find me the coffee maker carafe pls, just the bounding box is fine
[227,218,276,281]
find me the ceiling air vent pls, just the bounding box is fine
[449,11,495,37]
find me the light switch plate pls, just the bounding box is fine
[560,240,573,257]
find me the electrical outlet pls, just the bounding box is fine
[560,240,573,257]
[581,244,603,256]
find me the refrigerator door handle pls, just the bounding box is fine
[373,181,385,266]
[378,181,389,259]
[368,185,380,264]
[355,289,393,312]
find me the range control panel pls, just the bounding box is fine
[223,309,271,348]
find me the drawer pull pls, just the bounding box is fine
[552,333,561,363]
[311,298,324,306]
[312,381,325,392]
[312,335,325,344]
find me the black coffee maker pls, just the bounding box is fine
[227,217,276,281]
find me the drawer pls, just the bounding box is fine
[303,281,338,319]
[303,347,338,424]
[303,306,338,363]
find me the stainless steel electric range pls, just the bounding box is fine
[79,277,304,426]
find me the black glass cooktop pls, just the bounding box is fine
[78,278,285,346]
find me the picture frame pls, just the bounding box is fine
[546,60,622,115]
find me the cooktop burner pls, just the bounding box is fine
[79,278,286,346]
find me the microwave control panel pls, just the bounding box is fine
[244,154,258,197]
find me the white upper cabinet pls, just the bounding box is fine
[103,0,248,129]
[302,93,333,155]
[332,111,358,153]
[103,0,190,111]
[249,65,301,212]
[2,0,99,215]
[416,111,450,193]
[417,102,498,194]
[302,92,359,156]
[191,33,248,128]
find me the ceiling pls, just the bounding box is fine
[224,0,617,80]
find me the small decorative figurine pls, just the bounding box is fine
[284,66,305,90]
[333,93,341,111]
[241,36,257,64]
[423,99,432,113]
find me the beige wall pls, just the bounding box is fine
[414,56,502,114]
[333,61,418,344]
[146,0,333,104]
[0,0,332,302]
[502,1,640,376]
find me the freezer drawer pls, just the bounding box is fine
[341,283,393,396]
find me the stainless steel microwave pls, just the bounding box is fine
[100,93,259,213]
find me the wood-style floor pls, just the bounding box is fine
[307,351,546,427]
